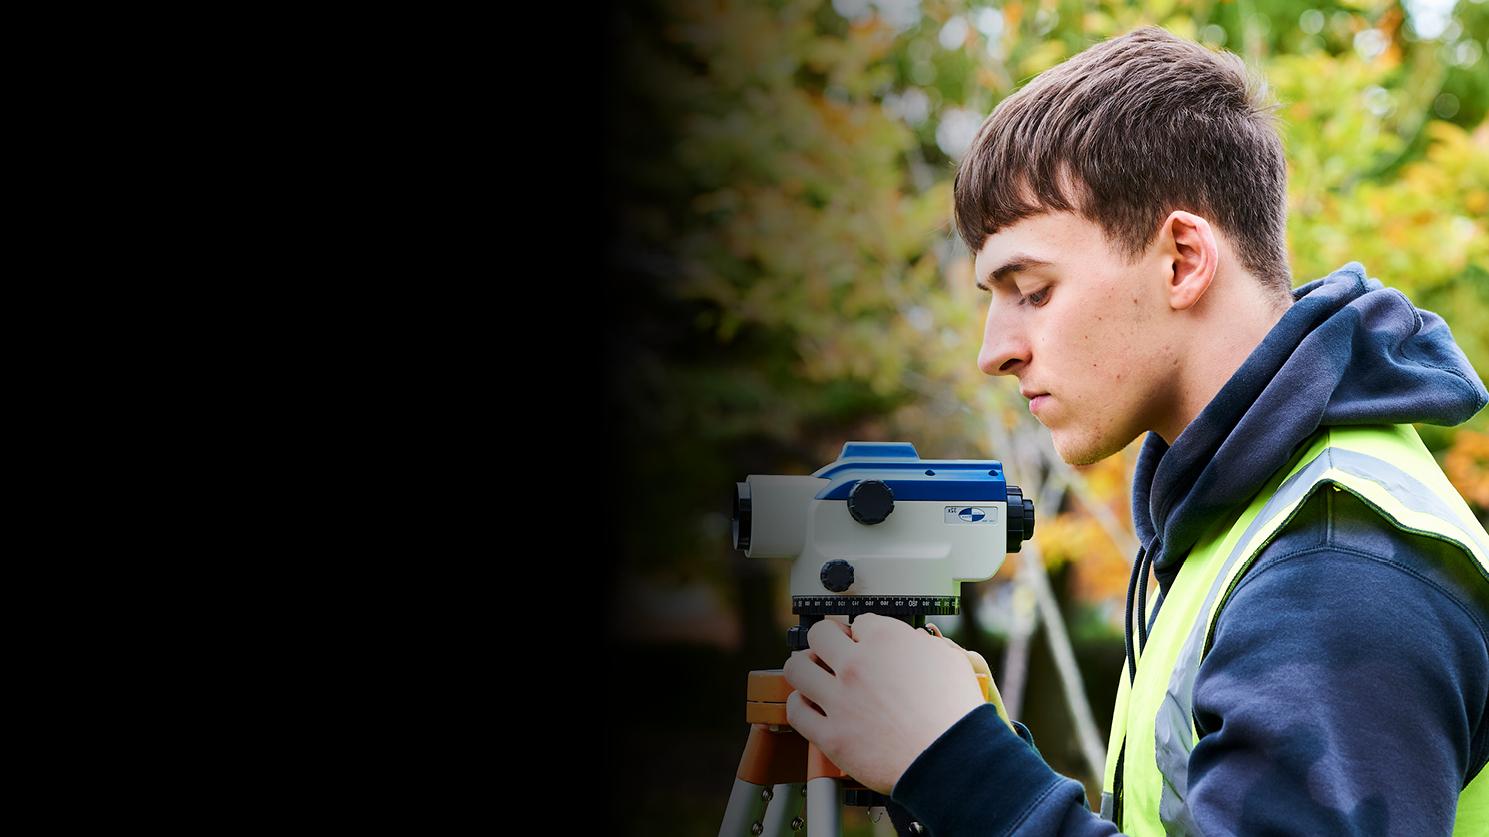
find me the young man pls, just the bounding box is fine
[781,25,1489,835]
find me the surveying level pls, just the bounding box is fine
[721,442,1035,836]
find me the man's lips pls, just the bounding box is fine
[1022,390,1051,415]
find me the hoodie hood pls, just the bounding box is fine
[1131,261,1488,593]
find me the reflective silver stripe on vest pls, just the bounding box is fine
[1331,451,1489,558]
[1153,445,1488,835]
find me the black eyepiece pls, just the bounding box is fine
[1006,485,1036,553]
[732,481,752,551]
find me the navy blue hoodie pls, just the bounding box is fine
[886,262,1489,835]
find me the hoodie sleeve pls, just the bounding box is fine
[888,705,1120,835]
[888,498,1489,836]
[1185,536,1489,835]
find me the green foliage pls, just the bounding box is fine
[607,0,1489,592]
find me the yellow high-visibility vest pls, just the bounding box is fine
[1100,423,1489,835]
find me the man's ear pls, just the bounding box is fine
[1162,211,1218,311]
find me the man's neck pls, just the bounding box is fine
[1156,285,1293,447]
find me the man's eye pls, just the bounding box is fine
[1020,288,1050,307]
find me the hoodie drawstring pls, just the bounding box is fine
[1136,539,1156,652]
[1124,537,1157,685]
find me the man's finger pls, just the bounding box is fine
[934,635,982,675]
[806,618,856,671]
[785,690,827,742]
[846,612,910,640]
[962,647,993,678]
[783,649,839,707]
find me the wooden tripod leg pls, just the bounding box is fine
[721,669,811,836]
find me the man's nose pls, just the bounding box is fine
[978,310,1029,376]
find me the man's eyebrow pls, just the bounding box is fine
[975,255,1055,291]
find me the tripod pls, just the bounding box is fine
[718,617,997,837]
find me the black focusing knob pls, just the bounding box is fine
[820,559,855,592]
[788,615,824,651]
[787,624,809,651]
[847,479,894,524]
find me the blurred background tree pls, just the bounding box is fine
[602,1,1487,832]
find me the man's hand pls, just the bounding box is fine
[781,613,988,795]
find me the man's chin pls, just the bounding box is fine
[1051,432,1122,467]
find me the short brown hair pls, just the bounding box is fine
[953,25,1292,298]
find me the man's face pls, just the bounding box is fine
[975,210,1178,465]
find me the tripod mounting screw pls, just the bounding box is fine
[819,559,855,592]
[847,479,894,524]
